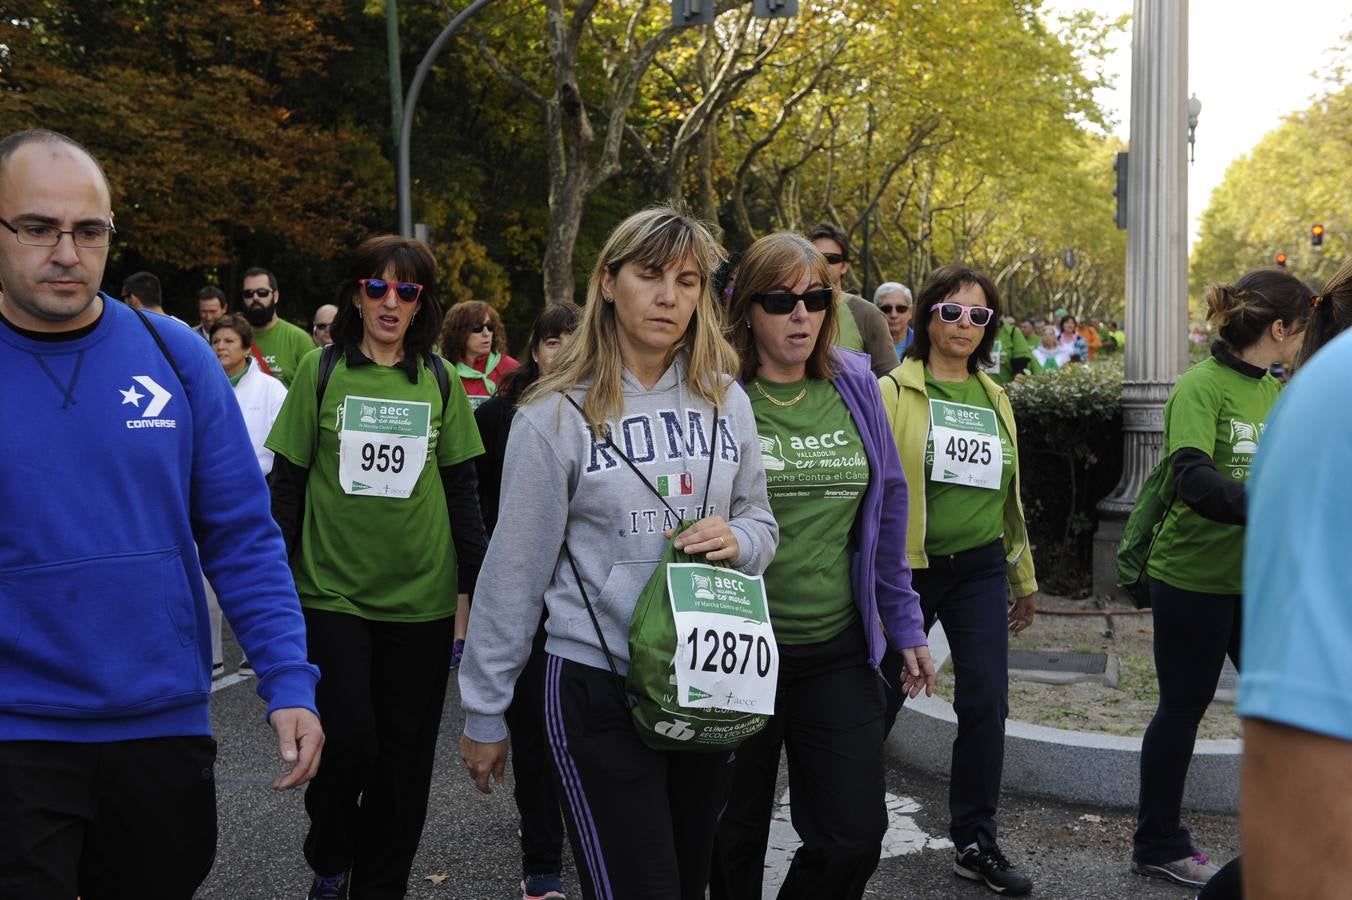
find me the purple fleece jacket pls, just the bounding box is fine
[829,349,926,664]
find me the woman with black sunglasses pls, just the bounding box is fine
[439,300,519,411]
[710,232,934,900]
[878,264,1038,897]
[265,235,488,900]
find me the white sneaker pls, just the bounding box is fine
[1132,851,1220,887]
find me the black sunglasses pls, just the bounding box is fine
[359,278,423,303]
[820,252,847,265]
[751,288,833,315]
[470,322,495,333]
[877,304,910,315]
[241,287,274,300]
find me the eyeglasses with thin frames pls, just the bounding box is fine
[0,216,115,249]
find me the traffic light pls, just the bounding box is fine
[671,0,713,27]
[1275,252,1288,268]
[1312,224,1325,247]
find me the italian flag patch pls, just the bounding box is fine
[656,473,694,497]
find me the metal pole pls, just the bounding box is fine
[398,0,495,237]
[1092,0,1190,596]
[386,0,404,153]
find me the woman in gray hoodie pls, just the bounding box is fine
[458,207,777,900]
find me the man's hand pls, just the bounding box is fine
[269,707,324,791]
[461,735,508,795]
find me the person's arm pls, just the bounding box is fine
[472,399,508,533]
[459,412,571,745]
[1242,719,1352,899]
[268,454,308,559]
[440,460,488,597]
[1171,447,1245,525]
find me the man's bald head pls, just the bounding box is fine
[0,130,110,199]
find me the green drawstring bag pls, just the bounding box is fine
[1115,457,1177,608]
[624,523,775,752]
[560,395,776,752]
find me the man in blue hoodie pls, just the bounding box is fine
[0,129,323,898]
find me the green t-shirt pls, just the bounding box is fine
[834,295,864,352]
[1147,357,1280,594]
[982,323,1032,385]
[922,371,1014,556]
[265,351,484,621]
[253,318,316,387]
[750,377,865,645]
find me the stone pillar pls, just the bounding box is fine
[1092,0,1191,597]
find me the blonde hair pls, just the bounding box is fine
[523,207,737,433]
[725,231,840,382]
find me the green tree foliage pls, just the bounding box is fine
[1191,67,1352,302]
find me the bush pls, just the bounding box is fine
[1007,361,1125,595]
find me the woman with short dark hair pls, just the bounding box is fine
[880,264,1038,896]
[266,235,488,900]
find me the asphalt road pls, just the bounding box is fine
[201,635,1237,900]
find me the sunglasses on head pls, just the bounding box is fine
[820,252,847,265]
[932,302,993,328]
[241,287,273,300]
[470,322,495,333]
[877,304,910,315]
[750,288,833,315]
[358,278,423,303]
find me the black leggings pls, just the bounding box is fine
[1133,578,1241,865]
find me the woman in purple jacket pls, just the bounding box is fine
[710,232,935,899]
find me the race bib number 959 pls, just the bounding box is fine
[337,395,432,498]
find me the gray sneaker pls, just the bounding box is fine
[1132,852,1220,887]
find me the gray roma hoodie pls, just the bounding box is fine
[459,352,778,743]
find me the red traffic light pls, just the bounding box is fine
[1276,252,1288,268]
[1312,224,1325,247]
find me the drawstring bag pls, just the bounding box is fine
[1115,456,1177,608]
[562,397,777,752]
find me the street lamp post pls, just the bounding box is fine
[1187,93,1202,165]
[1092,0,1192,597]
[397,0,495,238]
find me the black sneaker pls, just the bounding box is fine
[306,870,349,900]
[237,658,255,677]
[954,842,1033,895]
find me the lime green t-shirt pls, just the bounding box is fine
[253,318,316,387]
[264,351,484,621]
[1146,357,1280,594]
[750,377,865,645]
[982,323,1032,385]
[922,371,1014,556]
[834,296,864,352]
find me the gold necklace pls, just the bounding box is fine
[754,379,808,407]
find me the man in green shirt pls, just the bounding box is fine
[807,223,899,376]
[982,318,1034,385]
[240,266,314,386]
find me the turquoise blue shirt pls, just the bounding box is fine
[1239,330,1352,741]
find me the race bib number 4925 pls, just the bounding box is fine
[929,398,1002,491]
[667,563,778,715]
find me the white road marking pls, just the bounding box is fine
[762,788,952,898]
[211,673,250,692]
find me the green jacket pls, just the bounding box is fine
[879,357,1038,597]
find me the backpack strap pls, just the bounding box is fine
[314,343,341,408]
[883,372,900,393]
[424,351,451,408]
[131,306,184,387]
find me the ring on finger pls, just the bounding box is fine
[718,535,726,547]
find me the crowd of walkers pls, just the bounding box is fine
[4,127,1352,900]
